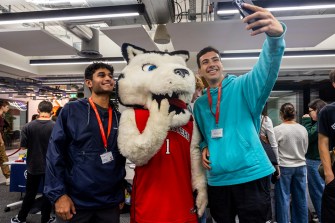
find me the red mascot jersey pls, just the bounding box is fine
[131,109,197,223]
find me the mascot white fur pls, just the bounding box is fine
[117,43,207,223]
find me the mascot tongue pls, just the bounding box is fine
[168,98,187,109]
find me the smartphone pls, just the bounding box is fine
[232,0,260,31]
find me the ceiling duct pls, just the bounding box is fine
[141,0,175,24]
[77,28,102,58]
[65,24,92,41]
[154,24,170,44]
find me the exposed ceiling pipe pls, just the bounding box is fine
[25,0,88,8]
[188,0,196,21]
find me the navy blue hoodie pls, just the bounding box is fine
[44,98,126,209]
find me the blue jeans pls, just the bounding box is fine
[275,166,308,223]
[306,159,325,221]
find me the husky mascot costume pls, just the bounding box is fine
[117,43,207,223]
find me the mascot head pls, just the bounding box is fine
[117,43,196,116]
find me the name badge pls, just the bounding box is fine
[211,128,223,138]
[100,151,114,164]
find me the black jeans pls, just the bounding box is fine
[321,178,335,223]
[208,176,271,223]
[18,173,52,223]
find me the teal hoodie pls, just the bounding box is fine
[193,26,286,186]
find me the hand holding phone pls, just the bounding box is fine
[232,0,260,31]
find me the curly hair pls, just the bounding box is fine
[84,62,114,80]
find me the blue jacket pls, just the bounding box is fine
[193,27,286,186]
[44,98,126,209]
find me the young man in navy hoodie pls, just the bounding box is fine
[44,63,126,223]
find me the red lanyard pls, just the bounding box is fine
[89,97,112,150]
[207,83,222,125]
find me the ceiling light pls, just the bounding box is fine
[217,1,335,15]
[30,57,126,66]
[220,50,335,60]
[0,4,148,25]
[26,0,86,4]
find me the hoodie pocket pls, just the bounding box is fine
[210,130,258,175]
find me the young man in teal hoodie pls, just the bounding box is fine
[193,3,286,222]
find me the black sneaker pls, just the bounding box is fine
[11,215,26,223]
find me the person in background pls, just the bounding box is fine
[260,105,280,221]
[0,100,10,186]
[260,104,280,175]
[44,63,126,223]
[318,69,335,222]
[193,3,285,222]
[192,75,205,103]
[51,107,62,121]
[302,98,327,221]
[11,100,55,223]
[31,114,39,121]
[274,103,309,223]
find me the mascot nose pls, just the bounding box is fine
[174,68,189,78]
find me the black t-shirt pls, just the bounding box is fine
[318,102,335,151]
[20,119,55,174]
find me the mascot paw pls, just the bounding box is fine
[196,188,208,217]
[149,99,175,127]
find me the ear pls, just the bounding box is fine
[170,50,189,62]
[85,79,92,88]
[121,43,146,64]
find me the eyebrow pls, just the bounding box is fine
[97,72,112,75]
[201,56,220,62]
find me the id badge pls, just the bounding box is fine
[100,151,114,164]
[211,128,223,138]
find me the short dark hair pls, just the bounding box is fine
[308,99,327,115]
[0,100,9,108]
[329,69,335,83]
[84,62,114,80]
[38,101,53,113]
[280,103,295,121]
[196,46,220,68]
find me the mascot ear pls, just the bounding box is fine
[122,43,146,63]
[170,50,190,62]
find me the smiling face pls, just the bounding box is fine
[198,51,224,88]
[85,68,115,95]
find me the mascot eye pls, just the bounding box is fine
[142,64,157,72]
